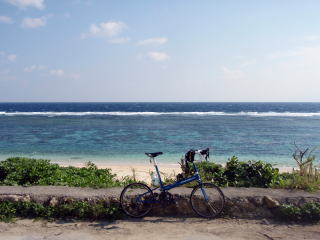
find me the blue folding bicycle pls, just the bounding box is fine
[120,148,225,218]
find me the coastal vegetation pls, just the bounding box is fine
[0,157,319,222]
[179,156,282,188]
[0,200,121,222]
[0,157,135,188]
[178,145,320,191]
[1,198,319,223]
[275,145,320,192]
[278,202,320,222]
[0,154,319,191]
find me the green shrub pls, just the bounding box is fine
[186,161,227,186]
[0,201,16,222]
[179,156,281,188]
[0,157,131,188]
[223,156,281,188]
[0,200,122,222]
[278,202,320,222]
[274,173,320,192]
[279,144,320,191]
[271,144,320,192]
[0,157,60,185]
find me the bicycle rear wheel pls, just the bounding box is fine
[190,183,225,218]
[120,183,154,218]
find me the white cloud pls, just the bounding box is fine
[138,37,168,46]
[266,46,320,79]
[24,64,46,72]
[89,23,100,34]
[50,69,80,79]
[0,69,10,75]
[239,59,256,68]
[0,52,17,63]
[82,21,126,39]
[0,68,16,81]
[7,54,16,62]
[221,66,244,80]
[0,16,13,24]
[24,65,80,79]
[21,17,46,28]
[70,73,80,80]
[147,51,170,62]
[99,21,125,36]
[50,69,65,77]
[268,46,320,59]
[5,0,44,9]
[72,0,92,6]
[305,35,320,42]
[63,13,71,19]
[80,33,87,39]
[109,37,130,44]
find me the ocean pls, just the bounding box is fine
[0,102,320,167]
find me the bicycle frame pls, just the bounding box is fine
[130,154,212,210]
[149,155,202,192]
[136,173,201,204]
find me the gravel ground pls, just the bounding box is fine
[0,217,319,240]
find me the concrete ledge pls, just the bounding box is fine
[0,186,319,218]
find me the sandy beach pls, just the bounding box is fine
[56,161,295,184]
[58,162,181,184]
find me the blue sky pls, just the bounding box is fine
[1,0,320,102]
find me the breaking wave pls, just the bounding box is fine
[0,111,320,117]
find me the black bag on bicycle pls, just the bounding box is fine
[185,150,195,162]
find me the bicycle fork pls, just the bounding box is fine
[199,184,219,213]
[200,186,209,201]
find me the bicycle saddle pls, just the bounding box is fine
[145,152,163,158]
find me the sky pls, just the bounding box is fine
[1,0,320,102]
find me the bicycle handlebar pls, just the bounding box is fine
[194,148,210,160]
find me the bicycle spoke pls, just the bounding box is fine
[120,183,154,218]
[206,200,219,214]
[190,183,225,218]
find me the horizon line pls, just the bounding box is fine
[0,101,320,104]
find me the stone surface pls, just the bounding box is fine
[48,197,59,206]
[263,196,280,208]
[0,186,319,219]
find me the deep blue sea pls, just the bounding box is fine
[0,102,320,167]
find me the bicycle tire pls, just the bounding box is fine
[120,182,154,218]
[190,182,225,218]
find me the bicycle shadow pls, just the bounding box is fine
[53,219,120,230]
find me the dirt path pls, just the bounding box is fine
[0,217,319,240]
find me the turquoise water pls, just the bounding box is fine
[0,102,320,167]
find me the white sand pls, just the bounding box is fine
[58,162,181,184]
[57,161,294,184]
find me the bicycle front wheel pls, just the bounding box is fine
[120,183,154,218]
[190,183,225,218]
